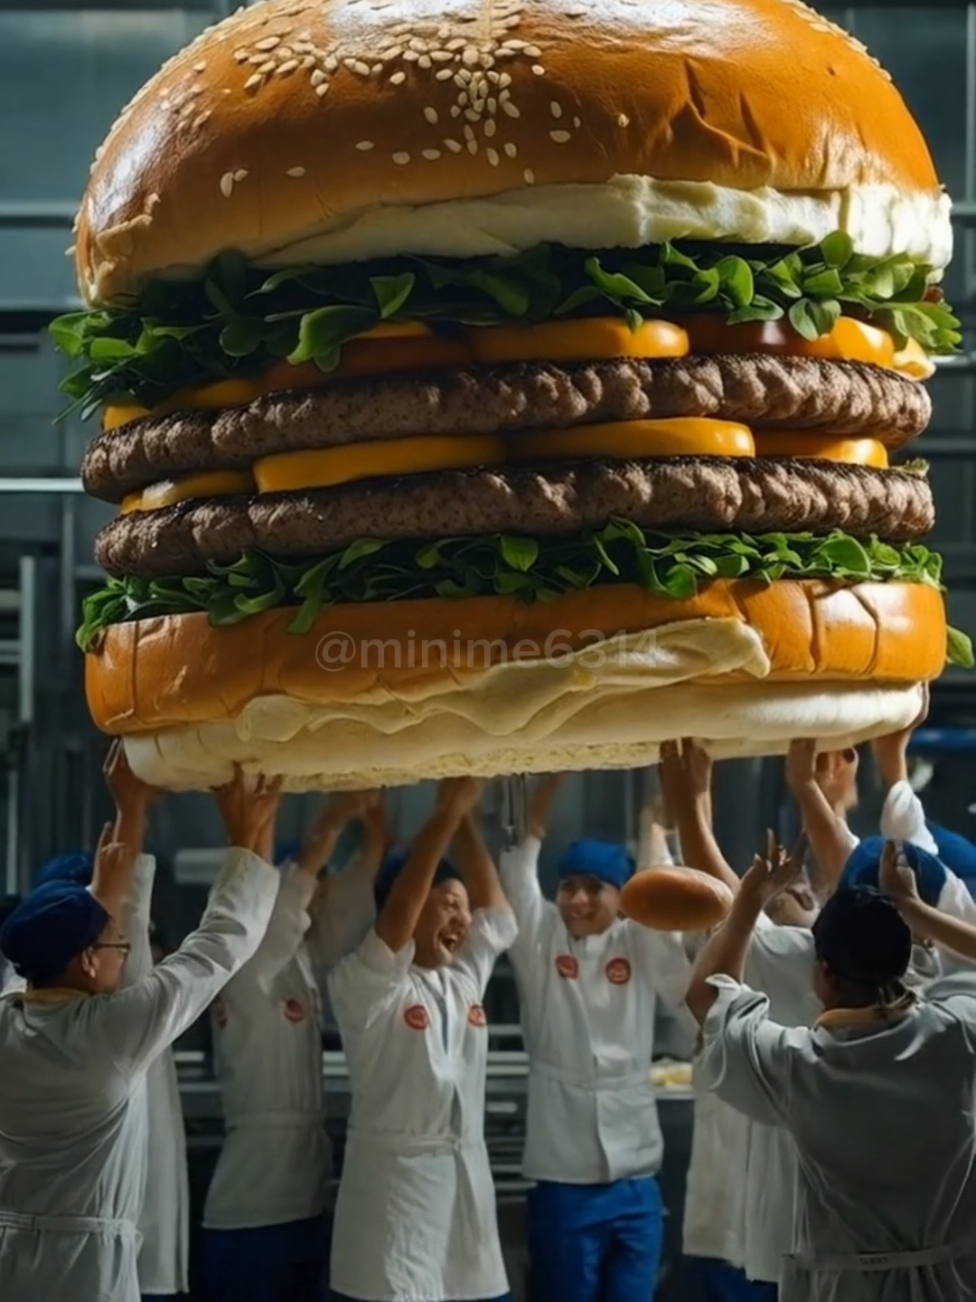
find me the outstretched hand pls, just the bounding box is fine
[103,739,163,816]
[739,830,808,908]
[214,767,283,857]
[879,839,920,908]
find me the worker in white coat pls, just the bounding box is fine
[0,762,282,1302]
[202,790,385,1302]
[500,773,690,1302]
[327,777,517,1302]
[687,837,976,1302]
[30,747,191,1302]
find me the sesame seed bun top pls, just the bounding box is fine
[76,0,945,305]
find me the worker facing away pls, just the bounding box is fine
[500,773,691,1302]
[202,790,386,1302]
[327,777,517,1302]
[687,836,976,1302]
[0,758,283,1302]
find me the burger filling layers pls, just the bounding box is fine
[52,235,972,667]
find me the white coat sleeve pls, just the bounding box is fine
[227,865,315,996]
[120,854,156,988]
[328,928,415,1032]
[454,904,518,999]
[306,855,377,981]
[694,975,794,1127]
[97,848,280,1077]
[924,973,976,1048]
[627,913,692,1010]
[880,780,938,854]
[499,837,557,965]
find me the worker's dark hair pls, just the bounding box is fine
[812,885,913,1003]
[0,894,22,933]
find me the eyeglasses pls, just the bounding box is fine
[92,942,132,957]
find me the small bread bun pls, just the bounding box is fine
[621,867,734,933]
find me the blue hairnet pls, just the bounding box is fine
[0,881,109,986]
[926,822,976,888]
[34,851,94,891]
[841,836,946,907]
[557,839,634,891]
[374,847,460,915]
[812,885,912,989]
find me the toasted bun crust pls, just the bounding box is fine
[86,579,946,734]
[621,867,734,933]
[77,0,943,302]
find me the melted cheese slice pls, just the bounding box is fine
[752,435,890,468]
[253,418,756,494]
[121,471,255,514]
[101,315,932,434]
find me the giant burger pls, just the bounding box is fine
[60,0,970,789]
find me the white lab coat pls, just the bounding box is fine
[697,972,976,1302]
[500,837,690,1184]
[0,849,279,1302]
[203,859,374,1231]
[124,855,189,1296]
[327,905,517,1302]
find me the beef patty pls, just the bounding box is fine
[95,457,934,578]
[84,354,931,503]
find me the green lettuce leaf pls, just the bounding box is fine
[78,525,969,671]
[52,236,960,419]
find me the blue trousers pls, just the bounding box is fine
[668,1257,778,1302]
[203,1215,327,1302]
[528,1177,664,1302]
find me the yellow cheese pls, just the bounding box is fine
[121,470,255,514]
[752,434,890,468]
[470,318,689,364]
[510,418,756,462]
[254,435,510,493]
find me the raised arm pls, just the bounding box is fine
[786,739,858,895]
[660,740,739,895]
[881,839,976,962]
[374,777,482,954]
[92,741,161,917]
[307,792,386,976]
[687,833,806,1026]
[454,804,507,912]
[873,694,940,854]
[527,772,568,841]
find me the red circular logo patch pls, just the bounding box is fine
[468,1004,487,1028]
[404,1004,430,1031]
[605,958,632,986]
[214,998,229,1030]
[555,954,579,980]
[282,998,307,1024]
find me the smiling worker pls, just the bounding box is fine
[500,773,691,1302]
[0,763,282,1302]
[327,777,517,1302]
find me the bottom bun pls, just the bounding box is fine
[621,867,734,933]
[121,679,927,792]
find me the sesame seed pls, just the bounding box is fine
[431,51,453,63]
[463,47,480,67]
[418,55,432,69]
[524,168,536,184]
[390,71,407,85]
[316,82,330,96]
[501,100,520,118]
[234,49,250,63]
[488,96,497,112]
[287,166,306,177]
[355,140,375,151]
[403,49,419,62]
[458,91,469,106]
[392,151,411,165]
[254,35,281,51]
[450,105,461,118]
[234,169,248,182]
[301,54,315,68]
[532,64,546,76]
[466,139,478,155]
[220,172,235,198]
[422,148,442,160]
[244,73,263,91]
[424,106,439,124]
[499,73,512,88]
[372,64,384,75]
[383,46,403,59]
[194,60,207,72]
[277,59,300,76]
[311,69,327,86]
[486,147,500,166]
[258,60,276,74]
[325,55,339,72]
[550,130,571,143]
[444,138,462,152]
[436,68,454,81]
[506,39,527,50]
[504,141,518,157]
[463,124,475,141]
[248,55,266,66]
[550,101,562,119]
[573,116,582,128]
[193,111,212,128]
[464,108,480,121]
[353,60,371,76]
[617,113,630,127]
[525,45,542,57]
[484,118,497,137]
